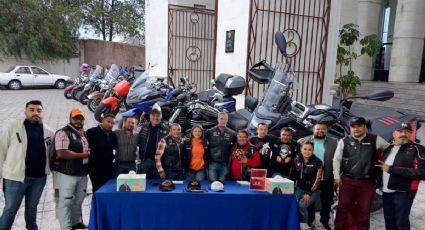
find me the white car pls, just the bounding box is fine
[0,66,70,90]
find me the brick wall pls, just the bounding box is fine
[83,40,145,68]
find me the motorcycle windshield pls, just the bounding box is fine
[105,64,120,81]
[126,67,161,104]
[90,65,103,79]
[261,68,294,113]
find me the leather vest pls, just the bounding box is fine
[52,125,88,176]
[161,136,183,171]
[341,133,377,179]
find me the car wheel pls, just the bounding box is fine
[8,80,22,90]
[55,80,66,89]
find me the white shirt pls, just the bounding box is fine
[383,145,402,193]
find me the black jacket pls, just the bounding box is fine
[290,154,323,195]
[86,125,116,177]
[384,142,425,196]
[298,135,337,180]
[205,126,236,164]
[138,122,169,161]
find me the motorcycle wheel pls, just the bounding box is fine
[64,90,72,99]
[87,98,101,112]
[79,89,91,105]
[71,86,83,101]
[94,102,119,122]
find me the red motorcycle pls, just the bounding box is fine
[94,77,132,122]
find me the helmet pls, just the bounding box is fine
[80,63,90,72]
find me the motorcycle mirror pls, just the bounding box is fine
[364,90,394,101]
[275,31,287,58]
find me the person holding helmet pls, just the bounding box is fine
[137,104,169,178]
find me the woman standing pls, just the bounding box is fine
[182,125,207,181]
[229,130,261,180]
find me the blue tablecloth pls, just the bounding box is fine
[89,179,300,230]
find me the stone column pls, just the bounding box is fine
[389,0,425,82]
[354,0,384,80]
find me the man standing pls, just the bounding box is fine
[205,112,236,182]
[52,108,90,230]
[114,116,139,176]
[249,123,279,175]
[269,127,300,177]
[376,123,425,230]
[0,100,54,230]
[155,123,185,180]
[138,105,169,178]
[86,114,116,192]
[333,117,389,230]
[298,122,337,230]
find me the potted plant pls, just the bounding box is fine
[335,23,381,101]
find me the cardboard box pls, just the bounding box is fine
[265,177,294,194]
[117,172,146,192]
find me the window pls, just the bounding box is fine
[31,67,48,75]
[15,67,31,74]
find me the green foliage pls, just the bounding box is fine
[82,0,145,41]
[0,0,82,62]
[335,23,381,99]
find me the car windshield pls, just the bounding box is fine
[260,66,294,112]
[126,66,163,104]
[5,66,16,73]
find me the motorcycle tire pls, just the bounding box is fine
[71,86,83,101]
[64,90,72,99]
[94,102,120,122]
[87,98,101,112]
[79,89,91,105]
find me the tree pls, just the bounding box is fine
[335,24,380,99]
[0,0,82,62]
[82,0,144,41]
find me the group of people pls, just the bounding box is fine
[0,100,424,230]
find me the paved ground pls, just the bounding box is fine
[0,89,424,229]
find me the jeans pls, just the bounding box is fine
[334,176,375,230]
[294,186,321,223]
[208,162,227,182]
[0,177,46,230]
[383,191,414,230]
[165,169,185,180]
[115,161,137,177]
[320,178,335,225]
[186,170,205,181]
[137,159,160,179]
[55,172,88,230]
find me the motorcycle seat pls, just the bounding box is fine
[228,109,252,131]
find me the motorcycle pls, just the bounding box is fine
[86,64,121,112]
[64,75,85,99]
[168,73,252,133]
[71,65,102,101]
[120,66,195,124]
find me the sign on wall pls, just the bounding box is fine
[225,30,235,53]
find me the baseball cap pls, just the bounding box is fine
[349,116,366,126]
[210,181,224,192]
[185,180,207,192]
[70,108,85,119]
[150,103,162,115]
[159,179,175,192]
[394,122,413,132]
